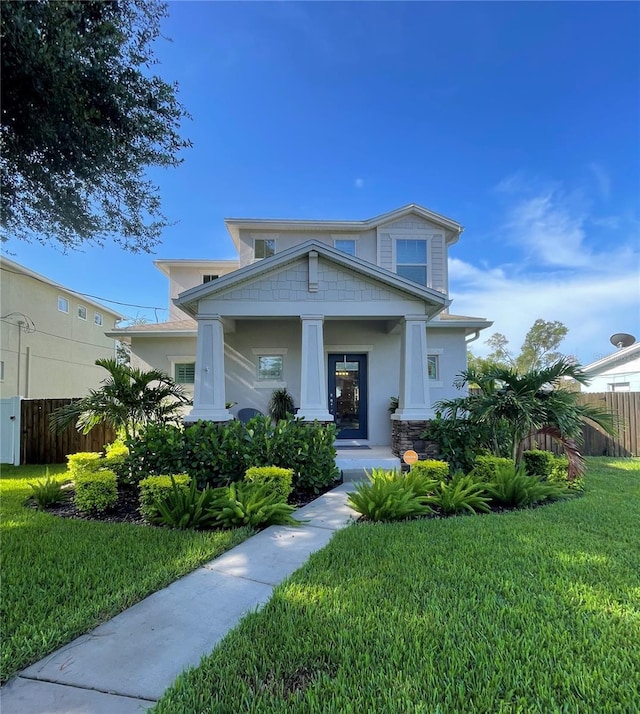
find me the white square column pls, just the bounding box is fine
[184,314,232,423]
[297,315,334,422]
[391,315,434,421]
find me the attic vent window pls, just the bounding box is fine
[254,239,276,260]
[334,239,356,256]
[203,274,219,283]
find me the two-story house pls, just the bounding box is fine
[0,257,122,400]
[111,204,492,452]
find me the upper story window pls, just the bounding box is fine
[77,305,87,320]
[334,239,357,256]
[58,296,69,313]
[254,238,276,260]
[94,312,103,326]
[202,274,218,283]
[396,239,428,286]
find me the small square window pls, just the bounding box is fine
[334,239,357,256]
[58,296,69,313]
[203,274,218,283]
[258,355,283,381]
[427,355,439,380]
[175,362,196,384]
[254,239,276,260]
[77,305,87,320]
[94,313,103,326]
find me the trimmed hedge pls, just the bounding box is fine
[74,469,118,513]
[126,415,339,493]
[522,449,555,479]
[245,466,293,502]
[471,455,514,482]
[67,452,102,478]
[139,474,191,522]
[410,459,449,481]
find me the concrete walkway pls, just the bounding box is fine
[1,482,359,714]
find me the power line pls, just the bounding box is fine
[0,265,167,313]
[1,318,119,350]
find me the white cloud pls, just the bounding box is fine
[450,178,640,365]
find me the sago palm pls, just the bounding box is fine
[51,358,192,442]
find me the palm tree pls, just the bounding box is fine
[51,358,192,442]
[436,358,616,479]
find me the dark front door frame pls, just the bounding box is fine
[328,353,368,440]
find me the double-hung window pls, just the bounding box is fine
[58,296,69,313]
[396,239,428,286]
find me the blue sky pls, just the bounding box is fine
[5,1,639,364]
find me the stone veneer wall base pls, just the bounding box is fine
[391,419,440,467]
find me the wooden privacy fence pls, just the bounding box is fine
[21,399,116,464]
[522,392,639,458]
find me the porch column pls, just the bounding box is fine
[297,315,334,422]
[184,313,232,423]
[391,315,434,421]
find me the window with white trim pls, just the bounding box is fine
[396,239,428,286]
[202,274,218,283]
[58,296,69,313]
[609,382,630,392]
[258,355,283,381]
[94,312,103,326]
[334,239,357,256]
[427,354,439,381]
[174,362,196,384]
[77,305,87,320]
[254,239,276,260]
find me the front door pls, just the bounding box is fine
[328,354,368,439]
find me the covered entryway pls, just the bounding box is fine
[328,353,367,439]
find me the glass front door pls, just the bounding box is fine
[328,354,368,439]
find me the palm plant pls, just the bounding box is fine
[436,358,616,479]
[50,358,192,442]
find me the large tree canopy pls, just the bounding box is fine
[0,0,190,252]
[469,319,571,374]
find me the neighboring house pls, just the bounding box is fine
[0,257,122,399]
[581,342,640,393]
[111,204,492,452]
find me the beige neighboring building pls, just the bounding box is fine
[0,257,122,399]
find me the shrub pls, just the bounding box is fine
[245,466,293,502]
[471,455,514,482]
[410,459,449,481]
[74,469,118,513]
[139,474,191,522]
[27,473,71,510]
[548,455,584,492]
[149,477,222,530]
[127,416,339,493]
[104,440,130,481]
[486,464,570,508]
[422,413,511,473]
[67,452,102,478]
[432,472,491,515]
[268,388,295,421]
[212,481,301,529]
[347,470,434,522]
[522,450,555,479]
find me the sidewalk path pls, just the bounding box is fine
[1,482,358,713]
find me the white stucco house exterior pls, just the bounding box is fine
[111,204,492,455]
[581,342,640,393]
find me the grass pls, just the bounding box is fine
[154,458,640,713]
[0,464,252,683]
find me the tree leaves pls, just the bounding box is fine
[1,0,191,251]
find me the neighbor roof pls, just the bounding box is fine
[581,342,640,374]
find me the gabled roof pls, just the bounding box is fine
[175,239,451,318]
[225,203,463,252]
[582,342,640,375]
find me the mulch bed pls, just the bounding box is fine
[40,480,341,526]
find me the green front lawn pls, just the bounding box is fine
[154,458,640,713]
[0,464,252,683]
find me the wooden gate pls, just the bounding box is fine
[20,399,116,464]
